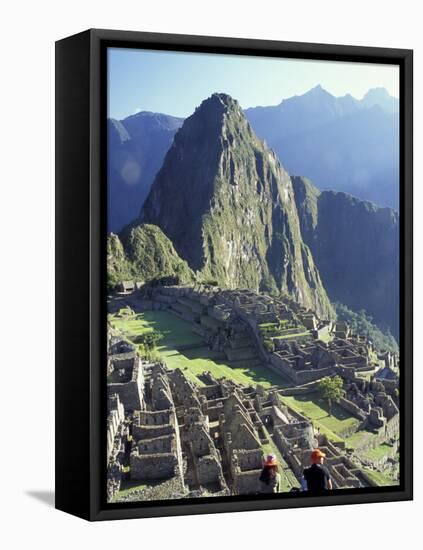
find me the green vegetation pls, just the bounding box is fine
[317,375,345,416]
[292,173,399,346]
[291,176,320,234]
[111,479,152,502]
[263,339,275,353]
[259,319,311,345]
[361,443,395,462]
[115,306,135,318]
[280,392,360,442]
[272,331,311,341]
[107,234,133,290]
[162,348,289,388]
[317,329,334,344]
[199,277,219,286]
[111,309,203,347]
[344,430,382,450]
[259,322,279,329]
[109,310,293,389]
[334,302,398,354]
[132,331,163,349]
[108,224,194,289]
[259,320,305,336]
[362,468,397,487]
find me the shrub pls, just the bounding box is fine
[263,339,275,353]
[133,331,163,350]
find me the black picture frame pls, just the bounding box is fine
[55,28,413,521]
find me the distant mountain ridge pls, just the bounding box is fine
[245,86,399,210]
[360,87,399,113]
[108,111,183,232]
[245,86,398,137]
[108,86,399,232]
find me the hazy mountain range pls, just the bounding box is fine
[108,92,399,342]
[245,86,399,211]
[108,112,183,232]
[108,86,399,233]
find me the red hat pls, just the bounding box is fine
[264,454,278,466]
[310,449,326,463]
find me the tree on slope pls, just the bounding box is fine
[318,375,345,416]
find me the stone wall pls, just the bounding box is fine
[107,394,125,463]
[232,469,261,495]
[107,287,399,498]
[270,353,334,384]
[133,423,174,440]
[130,452,178,480]
[185,423,215,457]
[107,379,143,412]
[233,449,263,472]
[108,356,144,411]
[197,455,225,485]
[338,396,367,421]
[151,375,174,410]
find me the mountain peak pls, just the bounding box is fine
[363,87,390,99]
[305,84,332,97]
[361,87,398,113]
[124,110,177,122]
[138,92,334,319]
[211,92,238,106]
[193,92,240,117]
[179,92,250,146]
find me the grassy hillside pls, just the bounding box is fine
[108,224,194,288]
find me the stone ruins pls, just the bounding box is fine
[107,284,400,501]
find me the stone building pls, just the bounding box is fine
[107,393,125,464]
[342,377,400,446]
[107,354,145,411]
[119,280,135,293]
[138,284,385,389]
[107,284,399,500]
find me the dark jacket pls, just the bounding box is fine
[303,463,332,492]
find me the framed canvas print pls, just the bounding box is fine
[55,29,413,521]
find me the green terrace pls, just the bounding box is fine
[344,430,386,451]
[109,308,394,488]
[258,320,311,343]
[279,392,362,443]
[362,468,398,487]
[109,309,293,389]
[359,443,397,462]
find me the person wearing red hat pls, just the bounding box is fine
[303,449,333,493]
[259,454,281,494]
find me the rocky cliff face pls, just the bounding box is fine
[136,93,334,320]
[292,176,399,340]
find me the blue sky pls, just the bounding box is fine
[108,47,399,120]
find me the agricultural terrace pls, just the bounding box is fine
[280,392,363,444]
[108,308,292,389]
[109,308,382,455]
